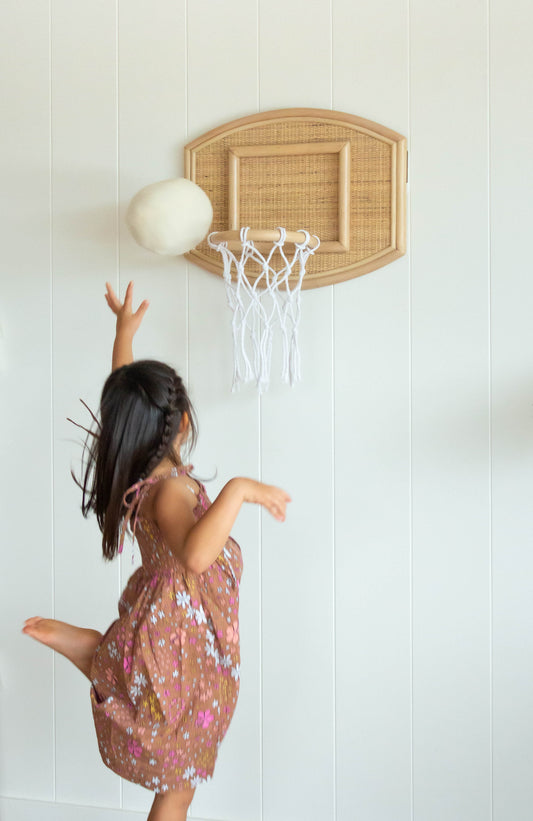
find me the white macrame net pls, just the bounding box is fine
[208,227,320,393]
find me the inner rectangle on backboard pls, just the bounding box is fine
[228,142,351,252]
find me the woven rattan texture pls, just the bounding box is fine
[186,113,406,288]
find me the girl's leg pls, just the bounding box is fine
[22,617,102,680]
[147,789,195,821]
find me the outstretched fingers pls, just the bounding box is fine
[105,281,122,314]
[265,487,292,522]
[105,281,150,333]
[134,297,150,322]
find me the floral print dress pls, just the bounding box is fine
[90,467,243,793]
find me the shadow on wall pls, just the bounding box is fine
[29,168,185,270]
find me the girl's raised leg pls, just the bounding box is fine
[22,617,102,680]
[147,789,195,821]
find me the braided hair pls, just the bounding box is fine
[78,360,198,560]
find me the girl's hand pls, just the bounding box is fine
[105,281,149,338]
[106,281,149,370]
[240,479,292,522]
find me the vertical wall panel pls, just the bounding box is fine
[51,0,121,806]
[0,1,54,800]
[333,271,411,821]
[333,0,408,130]
[117,1,188,810]
[410,0,491,818]
[490,0,533,818]
[187,0,258,136]
[259,4,335,819]
[259,0,331,109]
[333,2,411,817]
[260,292,335,821]
[187,2,261,819]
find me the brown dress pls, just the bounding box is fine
[90,467,243,793]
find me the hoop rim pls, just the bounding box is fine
[209,228,320,250]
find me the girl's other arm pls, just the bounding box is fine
[105,281,149,370]
[155,477,291,575]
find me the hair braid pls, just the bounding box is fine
[139,374,182,480]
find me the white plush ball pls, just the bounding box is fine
[126,178,213,255]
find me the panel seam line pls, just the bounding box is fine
[487,0,494,815]
[49,0,57,802]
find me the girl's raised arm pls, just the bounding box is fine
[105,281,149,371]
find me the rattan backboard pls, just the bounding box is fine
[184,108,407,289]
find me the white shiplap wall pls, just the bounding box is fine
[490,0,533,817]
[1,1,532,820]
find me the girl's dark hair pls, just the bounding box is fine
[77,360,197,561]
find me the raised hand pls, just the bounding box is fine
[105,281,150,370]
[105,281,149,338]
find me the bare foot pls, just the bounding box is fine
[22,618,102,680]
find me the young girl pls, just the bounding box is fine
[23,282,290,821]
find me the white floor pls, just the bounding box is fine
[0,797,216,821]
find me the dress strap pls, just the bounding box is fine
[118,464,192,554]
